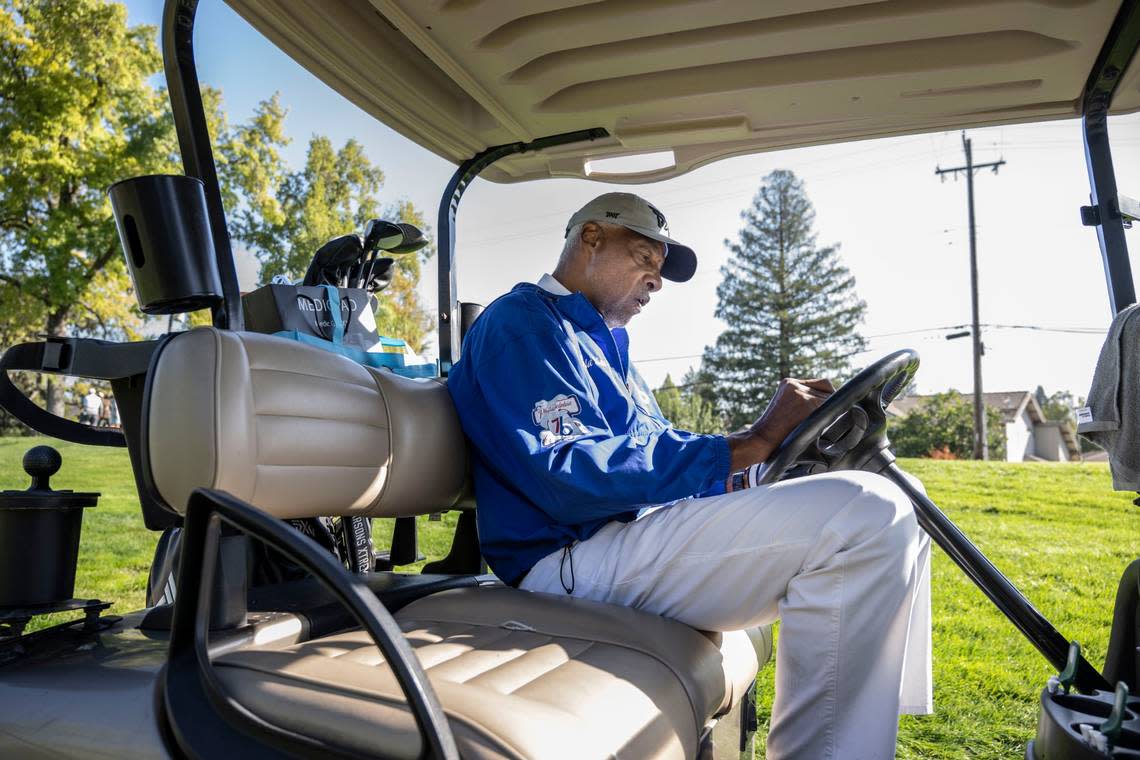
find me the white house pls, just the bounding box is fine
[888,391,1081,462]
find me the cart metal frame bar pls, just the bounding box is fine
[435,129,608,373]
[1081,0,1140,315]
[162,0,243,330]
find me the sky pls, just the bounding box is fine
[123,0,1140,402]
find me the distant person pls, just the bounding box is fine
[108,397,120,428]
[98,393,112,427]
[80,388,101,426]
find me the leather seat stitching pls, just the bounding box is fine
[254,412,388,429]
[327,647,367,661]
[452,643,545,686]
[209,330,224,489]
[214,662,533,760]
[365,365,395,508]
[502,640,593,696]
[409,627,522,673]
[255,463,386,471]
[400,613,713,727]
[247,364,375,390]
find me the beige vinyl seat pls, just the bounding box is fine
[145,327,772,759]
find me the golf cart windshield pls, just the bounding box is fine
[197,0,1139,368]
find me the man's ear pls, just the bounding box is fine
[580,221,603,251]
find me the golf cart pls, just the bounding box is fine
[1,0,1138,757]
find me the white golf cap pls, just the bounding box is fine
[565,192,697,282]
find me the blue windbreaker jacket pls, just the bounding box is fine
[447,282,731,586]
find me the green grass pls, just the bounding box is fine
[2,437,1138,758]
[755,459,1140,759]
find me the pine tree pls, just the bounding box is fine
[702,169,866,429]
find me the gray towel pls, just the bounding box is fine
[1080,302,1140,490]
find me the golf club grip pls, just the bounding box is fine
[882,463,1111,693]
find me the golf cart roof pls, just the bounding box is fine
[225,0,1140,184]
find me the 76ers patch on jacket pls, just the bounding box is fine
[533,394,588,446]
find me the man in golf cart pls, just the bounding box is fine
[448,191,933,759]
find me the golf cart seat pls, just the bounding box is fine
[144,327,771,758]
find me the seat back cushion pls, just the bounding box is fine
[146,328,466,518]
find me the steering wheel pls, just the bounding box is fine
[756,349,920,485]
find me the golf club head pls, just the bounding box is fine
[302,234,364,286]
[362,219,403,253]
[385,222,428,255]
[366,257,396,292]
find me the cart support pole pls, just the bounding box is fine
[881,462,1111,693]
[1080,0,1140,315]
[435,129,608,374]
[162,0,243,330]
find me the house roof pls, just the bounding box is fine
[984,391,1045,425]
[888,390,1082,458]
[888,390,1045,424]
[223,0,1140,183]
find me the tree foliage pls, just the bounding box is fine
[654,373,720,434]
[1037,386,1077,425]
[0,0,436,427]
[891,391,1007,460]
[1036,386,1100,454]
[702,170,866,429]
[0,0,179,340]
[0,0,182,412]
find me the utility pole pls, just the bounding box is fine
[936,132,1005,460]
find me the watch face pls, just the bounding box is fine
[732,471,746,491]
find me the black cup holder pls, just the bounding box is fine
[1034,685,1140,758]
[1054,693,1135,721]
[0,446,99,608]
[1114,729,1140,751]
[1066,725,1140,752]
[108,174,222,315]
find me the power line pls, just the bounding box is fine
[631,323,1105,365]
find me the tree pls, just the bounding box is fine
[702,170,866,429]
[1036,386,1100,454]
[0,0,435,429]
[0,0,179,413]
[0,3,270,411]
[223,103,435,352]
[654,373,720,434]
[891,391,1006,459]
[1037,386,1076,425]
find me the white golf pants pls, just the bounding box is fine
[519,470,932,760]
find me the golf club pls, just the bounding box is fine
[357,220,429,288]
[356,220,402,288]
[301,234,364,287]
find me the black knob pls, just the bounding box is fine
[23,445,62,491]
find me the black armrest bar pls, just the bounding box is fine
[0,339,158,447]
[164,488,459,759]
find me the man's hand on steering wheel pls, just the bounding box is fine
[726,377,835,478]
[722,350,920,491]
